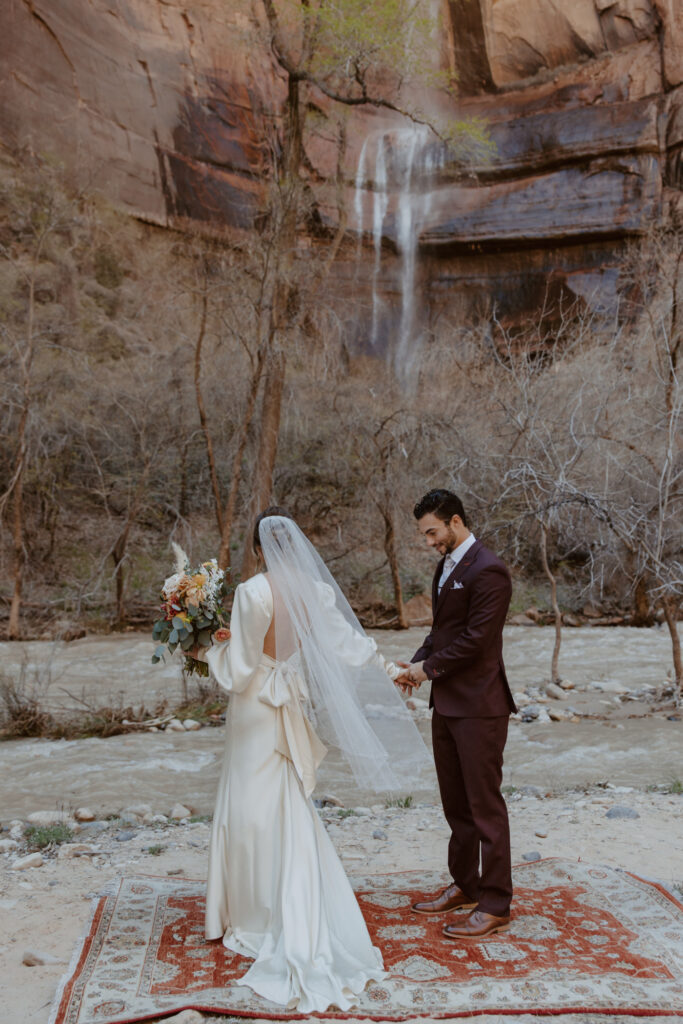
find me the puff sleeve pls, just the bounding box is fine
[315,582,402,680]
[206,575,273,694]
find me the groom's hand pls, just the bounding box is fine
[407,661,428,685]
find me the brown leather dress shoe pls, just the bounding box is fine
[443,909,511,939]
[411,883,477,915]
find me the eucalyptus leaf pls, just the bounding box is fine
[169,628,178,644]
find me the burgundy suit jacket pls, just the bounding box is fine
[412,540,516,718]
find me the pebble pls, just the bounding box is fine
[405,697,429,710]
[353,807,373,816]
[535,830,548,838]
[182,719,202,731]
[0,838,19,852]
[11,853,44,870]
[372,830,388,840]
[9,823,24,840]
[115,830,137,842]
[547,708,565,721]
[22,949,64,966]
[166,719,186,732]
[521,705,540,722]
[57,843,97,860]
[522,851,542,862]
[605,806,640,819]
[163,1010,205,1024]
[546,683,567,700]
[74,807,95,822]
[27,811,71,826]
[150,814,169,824]
[558,679,575,689]
[169,804,192,820]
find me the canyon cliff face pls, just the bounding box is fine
[2,0,682,333]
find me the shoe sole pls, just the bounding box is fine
[442,923,511,940]
[411,902,477,915]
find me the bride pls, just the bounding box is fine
[200,507,430,1013]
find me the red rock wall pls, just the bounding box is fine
[2,0,682,328]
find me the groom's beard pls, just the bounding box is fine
[436,527,459,557]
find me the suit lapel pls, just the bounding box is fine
[431,557,444,615]
[434,540,483,618]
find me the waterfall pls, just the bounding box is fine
[354,126,445,380]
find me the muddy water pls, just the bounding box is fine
[0,625,681,820]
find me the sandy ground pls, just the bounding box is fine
[2,789,681,1024]
[1,626,682,1024]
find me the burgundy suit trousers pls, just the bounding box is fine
[431,711,512,916]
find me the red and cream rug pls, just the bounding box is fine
[50,859,683,1024]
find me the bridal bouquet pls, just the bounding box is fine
[152,543,230,677]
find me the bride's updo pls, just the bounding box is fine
[252,506,294,555]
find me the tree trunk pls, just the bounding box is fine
[382,504,408,628]
[8,261,38,639]
[218,348,265,573]
[194,285,223,536]
[539,521,562,685]
[661,595,682,699]
[240,347,286,580]
[632,575,654,626]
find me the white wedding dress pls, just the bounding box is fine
[204,572,398,1013]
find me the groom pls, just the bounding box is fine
[397,489,516,939]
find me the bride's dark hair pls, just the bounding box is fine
[252,506,294,555]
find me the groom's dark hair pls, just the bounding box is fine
[414,489,468,529]
[252,505,294,554]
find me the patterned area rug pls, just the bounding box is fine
[50,859,683,1024]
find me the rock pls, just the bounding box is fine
[169,804,192,820]
[521,705,540,721]
[510,613,536,626]
[522,851,542,862]
[9,824,24,840]
[546,683,567,700]
[558,679,576,689]
[114,830,137,841]
[605,806,640,819]
[11,853,44,870]
[22,949,64,966]
[166,719,186,732]
[582,603,603,618]
[403,593,433,626]
[182,718,202,731]
[121,804,153,824]
[57,843,97,859]
[74,807,95,822]
[353,807,373,816]
[562,613,581,627]
[372,830,388,840]
[547,708,566,722]
[0,839,19,852]
[535,830,548,838]
[150,814,169,824]
[406,697,429,710]
[163,1010,205,1024]
[519,786,544,797]
[27,811,71,826]
[316,794,344,808]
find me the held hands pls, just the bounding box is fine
[394,660,428,695]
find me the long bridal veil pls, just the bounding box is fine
[259,516,432,792]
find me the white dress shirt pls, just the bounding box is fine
[438,533,477,592]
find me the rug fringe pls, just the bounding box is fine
[47,876,122,1024]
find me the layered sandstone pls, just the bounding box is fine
[1,0,681,329]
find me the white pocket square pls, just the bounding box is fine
[452,581,464,590]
